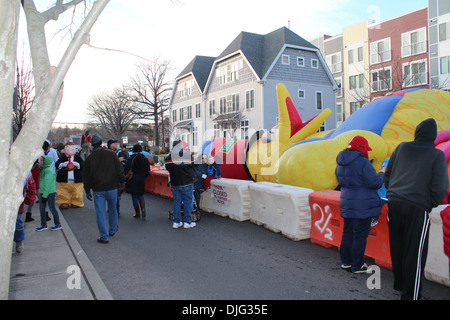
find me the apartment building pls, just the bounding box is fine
[368,7,429,99]
[343,20,372,119]
[313,7,431,124]
[429,0,450,90]
[169,27,338,153]
[311,34,345,126]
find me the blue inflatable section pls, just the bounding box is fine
[201,139,212,155]
[329,95,402,139]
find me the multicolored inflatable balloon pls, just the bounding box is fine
[245,84,450,199]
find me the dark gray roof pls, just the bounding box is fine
[177,55,215,91]
[176,27,318,89]
[216,27,318,79]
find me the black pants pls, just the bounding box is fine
[388,200,430,300]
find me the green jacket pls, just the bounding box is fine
[39,155,56,198]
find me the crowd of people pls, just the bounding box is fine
[15,132,221,248]
[13,119,450,300]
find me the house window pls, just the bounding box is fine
[349,74,364,90]
[371,68,391,92]
[440,56,450,74]
[179,107,184,121]
[240,120,249,140]
[348,49,354,64]
[402,28,426,57]
[403,60,427,87]
[439,22,450,42]
[220,94,239,114]
[326,53,341,73]
[316,91,323,110]
[209,100,216,116]
[186,105,192,119]
[350,101,364,114]
[213,124,220,138]
[178,79,193,97]
[336,103,343,122]
[357,47,363,62]
[298,89,305,99]
[195,103,201,118]
[172,109,177,122]
[335,78,342,97]
[282,55,290,65]
[297,57,305,67]
[220,97,227,114]
[228,94,239,112]
[311,59,319,69]
[192,127,198,146]
[370,38,391,65]
[246,89,255,109]
[216,60,243,85]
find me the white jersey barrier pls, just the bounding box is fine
[200,178,253,221]
[425,204,450,287]
[248,182,314,241]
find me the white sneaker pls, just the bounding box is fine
[172,222,183,229]
[184,222,196,229]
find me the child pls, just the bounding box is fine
[36,155,62,231]
[203,155,221,189]
[15,173,36,253]
[25,159,40,222]
[441,206,450,279]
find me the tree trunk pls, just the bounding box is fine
[0,0,110,300]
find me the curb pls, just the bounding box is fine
[59,210,113,300]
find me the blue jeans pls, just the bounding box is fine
[131,194,144,206]
[172,184,193,224]
[93,189,118,241]
[39,192,60,226]
[14,213,24,242]
[340,217,372,271]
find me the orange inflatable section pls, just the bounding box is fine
[145,167,173,200]
[309,190,392,270]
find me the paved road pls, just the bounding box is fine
[62,192,450,300]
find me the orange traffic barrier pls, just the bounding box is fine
[309,190,392,270]
[144,172,155,194]
[150,169,173,199]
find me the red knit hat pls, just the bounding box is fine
[348,135,372,159]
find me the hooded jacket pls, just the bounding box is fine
[165,146,197,187]
[335,150,384,219]
[39,155,57,198]
[384,118,449,212]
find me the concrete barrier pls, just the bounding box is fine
[249,182,314,241]
[425,205,450,287]
[200,178,253,221]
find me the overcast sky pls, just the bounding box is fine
[25,0,428,126]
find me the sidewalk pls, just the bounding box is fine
[8,205,112,300]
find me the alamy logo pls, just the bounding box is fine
[366,265,381,290]
[66,265,81,290]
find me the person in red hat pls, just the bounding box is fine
[335,135,385,274]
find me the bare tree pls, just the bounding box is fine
[87,86,138,142]
[0,0,110,299]
[12,54,35,140]
[127,58,173,147]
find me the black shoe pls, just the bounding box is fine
[97,238,109,244]
[25,212,34,222]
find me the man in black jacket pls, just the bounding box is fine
[384,118,449,300]
[165,140,197,229]
[83,134,125,243]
